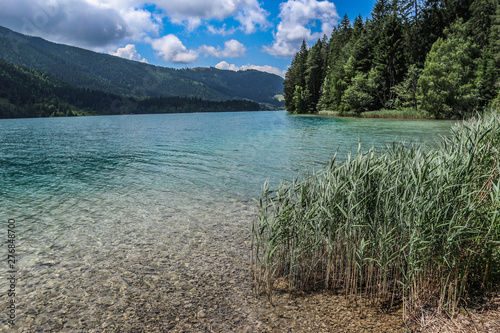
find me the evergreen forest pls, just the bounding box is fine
[284,0,500,118]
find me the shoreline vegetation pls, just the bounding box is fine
[252,112,500,328]
[283,1,500,121]
[276,2,500,327]
[318,109,437,119]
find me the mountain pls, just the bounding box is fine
[0,59,261,119]
[0,25,284,106]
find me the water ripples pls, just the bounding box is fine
[0,112,455,330]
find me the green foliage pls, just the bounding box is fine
[291,85,311,113]
[418,20,480,118]
[393,64,422,110]
[359,109,427,118]
[372,3,408,108]
[482,2,500,107]
[284,41,309,113]
[493,89,500,108]
[284,0,499,118]
[342,72,375,113]
[305,40,327,111]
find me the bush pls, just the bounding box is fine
[418,20,480,119]
[342,72,375,113]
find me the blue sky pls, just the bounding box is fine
[0,0,375,77]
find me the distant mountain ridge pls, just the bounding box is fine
[0,25,284,106]
[0,59,261,118]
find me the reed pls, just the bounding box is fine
[251,112,500,319]
[359,109,428,119]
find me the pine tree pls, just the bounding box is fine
[351,18,374,74]
[371,2,407,108]
[490,2,500,105]
[284,55,299,112]
[470,0,497,48]
[400,0,425,65]
[283,40,309,113]
[318,17,354,112]
[339,14,353,46]
[296,40,309,89]
[305,40,327,112]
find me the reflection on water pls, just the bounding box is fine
[0,111,455,330]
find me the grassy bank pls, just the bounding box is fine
[318,109,430,119]
[252,112,500,320]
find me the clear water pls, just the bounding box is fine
[0,111,455,330]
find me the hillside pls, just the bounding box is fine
[0,25,284,106]
[0,60,260,119]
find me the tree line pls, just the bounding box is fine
[284,0,500,118]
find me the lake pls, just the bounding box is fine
[0,111,455,331]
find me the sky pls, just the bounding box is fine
[0,0,375,78]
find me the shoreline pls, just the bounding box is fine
[317,109,434,119]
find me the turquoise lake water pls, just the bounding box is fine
[0,111,455,330]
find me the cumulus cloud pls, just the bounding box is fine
[264,0,339,57]
[235,2,269,34]
[0,0,129,48]
[215,61,286,78]
[206,24,238,36]
[199,40,246,58]
[147,34,198,63]
[109,44,148,63]
[0,0,317,67]
[119,7,161,41]
[153,0,269,33]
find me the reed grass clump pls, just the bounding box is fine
[251,112,500,318]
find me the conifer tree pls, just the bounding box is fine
[318,16,354,112]
[283,0,499,117]
[372,1,407,108]
[305,40,326,112]
[491,2,500,105]
[283,40,309,113]
[284,55,299,112]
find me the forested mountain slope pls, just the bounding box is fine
[0,26,284,106]
[0,60,260,118]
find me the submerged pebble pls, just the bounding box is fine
[2,197,411,332]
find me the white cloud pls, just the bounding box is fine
[235,1,269,34]
[119,7,161,41]
[0,0,271,57]
[152,0,269,33]
[109,44,148,63]
[215,61,240,71]
[199,39,246,58]
[264,0,339,57]
[206,24,237,36]
[215,61,286,78]
[147,34,199,63]
[0,0,129,48]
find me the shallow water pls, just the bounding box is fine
[0,111,455,331]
